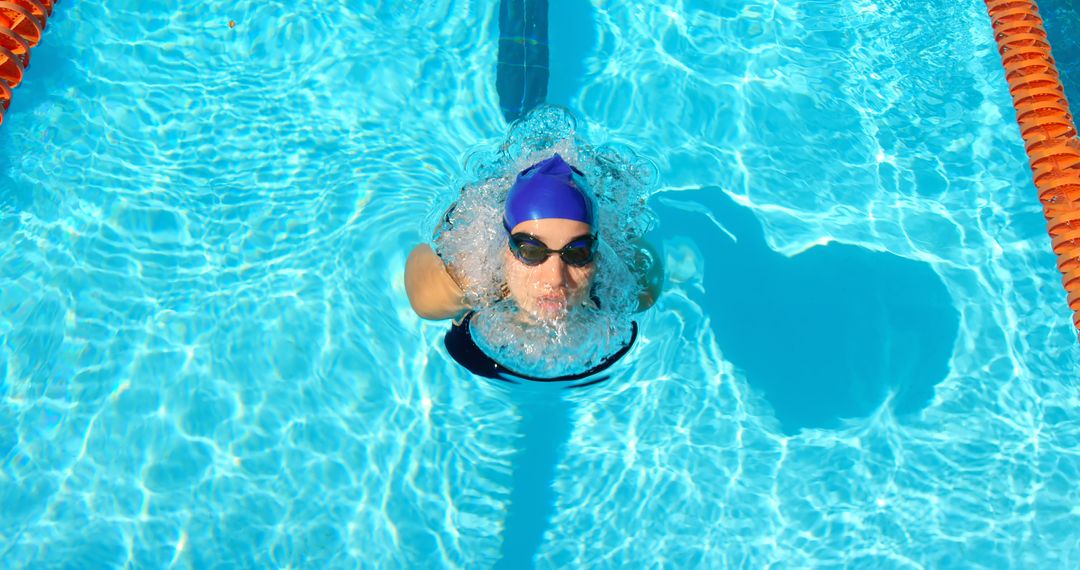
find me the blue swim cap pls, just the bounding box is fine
[504,154,595,230]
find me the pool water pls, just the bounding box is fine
[2,0,1078,568]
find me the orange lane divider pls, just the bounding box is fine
[985,0,1080,340]
[0,0,57,127]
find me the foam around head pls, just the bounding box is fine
[430,105,659,377]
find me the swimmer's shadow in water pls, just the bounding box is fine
[657,188,958,434]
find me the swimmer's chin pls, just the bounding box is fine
[516,307,565,325]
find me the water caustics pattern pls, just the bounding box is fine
[0,0,1077,569]
[540,0,1079,567]
[2,0,518,567]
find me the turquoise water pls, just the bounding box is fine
[2,0,1079,567]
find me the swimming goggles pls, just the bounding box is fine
[503,221,597,267]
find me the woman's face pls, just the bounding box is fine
[503,218,597,320]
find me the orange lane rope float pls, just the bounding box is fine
[0,0,57,127]
[985,0,1080,340]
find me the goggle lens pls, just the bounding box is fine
[559,241,594,266]
[509,234,596,267]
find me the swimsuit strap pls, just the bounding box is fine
[443,312,637,385]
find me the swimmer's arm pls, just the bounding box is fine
[631,239,664,312]
[404,244,470,321]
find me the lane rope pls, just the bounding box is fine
[0,0,57,127]
[985,0,1080,339]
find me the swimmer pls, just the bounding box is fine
[404,153,663,382]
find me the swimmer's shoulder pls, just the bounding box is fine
[631,238,664,312]
[405,244,470,321]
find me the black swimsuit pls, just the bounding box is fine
[444,312,638,387]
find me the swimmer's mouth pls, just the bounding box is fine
[535,296,567,310]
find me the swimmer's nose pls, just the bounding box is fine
[536,254,569,288]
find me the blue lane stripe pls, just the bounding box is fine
[496,0,549,123]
